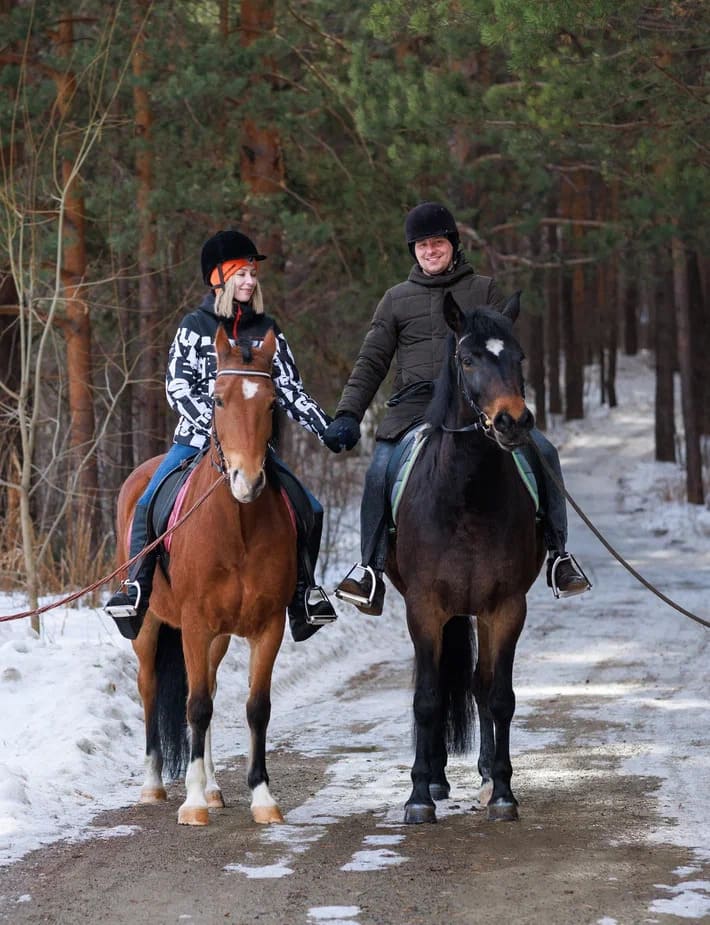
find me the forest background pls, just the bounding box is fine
[0,0,708,618]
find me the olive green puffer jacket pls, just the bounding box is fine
[335,258,505,440]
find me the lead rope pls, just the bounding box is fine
[0,475,225,625]
[528,439,710,630]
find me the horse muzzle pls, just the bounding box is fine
[491,406,535,449]
[229,467,266,503]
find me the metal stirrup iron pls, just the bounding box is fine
[104,579,142,618]
[304,586,337,626]
[335,563,379,607]
[550,553,592,599]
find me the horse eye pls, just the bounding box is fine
[214,395,224,408]
[461,356,475,369]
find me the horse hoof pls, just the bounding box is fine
[487,800,519,822]
[429,783,450,801]
[404,803,437,824]
[205,789,225,809]
[251,805,284,825]
[139,787,167,804]
[178,805,209,826]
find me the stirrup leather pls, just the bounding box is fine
[304,586,338,626]
[549,554,591,599]
[335,563,378,607]
[104,579,142,618]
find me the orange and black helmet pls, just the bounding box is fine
[201,230,266,286]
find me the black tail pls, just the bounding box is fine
[440,615,477,754]
[148,623,190,780]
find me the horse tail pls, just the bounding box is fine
[440,614,477,755]
[150,623,190,780]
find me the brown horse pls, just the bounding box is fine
[388,292,545,824]
[115,327,295,825]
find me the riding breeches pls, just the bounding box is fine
[360,439,398,572]
[520,428,568,553]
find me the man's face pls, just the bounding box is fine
[414,236,454,275]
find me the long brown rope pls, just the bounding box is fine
[529,440,710,630]
[0,475,225,624]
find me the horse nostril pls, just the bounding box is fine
[494,411,514,433]
[520,407,535,431]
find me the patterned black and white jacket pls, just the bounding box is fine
[166,294,331,449]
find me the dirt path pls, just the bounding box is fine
[0,656,702,925]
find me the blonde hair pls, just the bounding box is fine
[213,273,264,317]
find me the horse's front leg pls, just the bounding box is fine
[178,629,215,826]
[203,635,231,809]
[479,597,526,822]
[405,605,444,824]
[246,617,285,824]
[133,616,167,804]
[473,619,495,807]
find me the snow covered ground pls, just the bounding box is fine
[0,350,708,919]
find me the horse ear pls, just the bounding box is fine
[261,328,277,364]
[214,325,231,364]
[502,291,522,323]
[443,292,465,334]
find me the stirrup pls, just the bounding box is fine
[550,554,591,599]
[305,586,338,626]
[334,563,378,607]
[104,579,141,618]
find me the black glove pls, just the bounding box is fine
[323,413,361,453]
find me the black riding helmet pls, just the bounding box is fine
[404,202,460,259]
[201,230,267,286]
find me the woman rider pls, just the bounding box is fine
[105,229,338,642]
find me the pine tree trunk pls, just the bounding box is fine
[545,219,561,415]
[654,260,676,462]
[54,15,100,547]
[671,235,704,503]
[132,7,163,462]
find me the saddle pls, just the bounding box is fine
[386,426,540,529]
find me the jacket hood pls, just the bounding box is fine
[407,255,474,288]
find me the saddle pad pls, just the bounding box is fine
[389,430,539,525]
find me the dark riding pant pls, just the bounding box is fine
[360,439,398,572]
[520,428,568,552]
[268,454,324,588]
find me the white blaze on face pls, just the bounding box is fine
[486,338,505,356]
[242,379,259,400]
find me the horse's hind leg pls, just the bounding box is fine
[477,598,526,822]
[246,619,284,824]
[203,635,231,809]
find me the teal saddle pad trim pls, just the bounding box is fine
[390,428,539,524]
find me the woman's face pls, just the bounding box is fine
[414,236,454,275]
[234,265,258,302]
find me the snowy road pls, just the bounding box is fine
[0,352,709,923]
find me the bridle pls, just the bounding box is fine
[210,368,273,477]
[441,333,495,436]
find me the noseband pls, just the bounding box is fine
[211,368,273,477]
[441,334,494,436]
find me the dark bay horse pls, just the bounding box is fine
[115,327,296,825]
[388,292,545,824]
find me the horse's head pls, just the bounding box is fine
[439,291,534,450]
[212,326,277,502]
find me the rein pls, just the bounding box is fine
[0,474,224,624]
[528,438,710,631]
